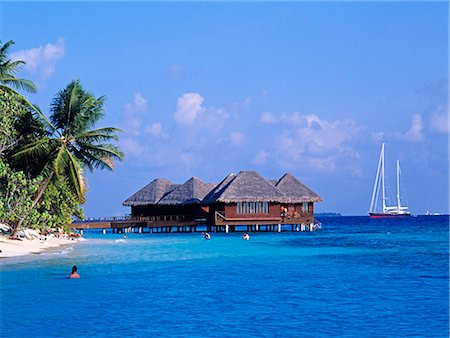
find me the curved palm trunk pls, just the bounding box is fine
[10,172,54,237]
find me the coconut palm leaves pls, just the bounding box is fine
[11,80,124,202]
[0,40,37,94]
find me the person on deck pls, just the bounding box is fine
[69,265,80,279]
[281,206,288,218]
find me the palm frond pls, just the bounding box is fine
[77,142,124,161]
[66,81,81,135]
[76,127,123,142]
[65,150,86,202]
[53,144,70,176]
[72,142,124,171]
[9,138,54,162]
[0,60,25,76]
[0,40,15,64]
[0,84,58,135]
[0,76,37,93]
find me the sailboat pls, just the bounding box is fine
[368,143,411,218]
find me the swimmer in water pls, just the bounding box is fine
[242,232,250,240]
[69,265,80,279]
[204,232,211,240]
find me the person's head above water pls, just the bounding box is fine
[71,265,77,274]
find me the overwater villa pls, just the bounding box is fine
[116,170,322,233]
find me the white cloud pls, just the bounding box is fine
[396,114,424,143]
[229,131,246,145]
[124,93,147,114]
[123,93,148,136]
[280,112,305,126]
[120,138,145,158]
[252,150,269,165]
[174,93,205,125]
[11,37,65,78]
[260,111,278,124]
[429,108,449,134]
[146,122,169,139]
[201,107,230,133]
[173,93,230,132]
[270,113,362,173]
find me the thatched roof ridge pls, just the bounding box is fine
[275,173,323,203]
[158,177,215,205]
[207,171,289,203]
[202,173,236,204]
[267,179,278,186]
[123,178,178,206]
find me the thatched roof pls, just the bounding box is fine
[204,171,289,203]
[123,178,178,206]
[202,173,236,204]
[123,171,322,207]
[275,173,323,203]
[158,177,215,205]
[267,179,278,186]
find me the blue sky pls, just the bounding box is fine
[1,2,448,215]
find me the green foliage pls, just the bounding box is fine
[0,88,45,159]
[0,159,83,231]
[0,158,41,226]
[11,80,124,203]
[1,40,123,234]
[36,177,84,229]
[0,88,26,156]
[0,40,37,93]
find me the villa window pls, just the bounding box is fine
[302,202,308,212]
[238,202,269,214]
[237,202,242,214]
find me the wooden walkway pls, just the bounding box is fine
[70,216,321,233]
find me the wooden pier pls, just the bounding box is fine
[70,215,321,234]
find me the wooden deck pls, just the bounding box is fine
[213,211,313,226]
[70,214,320,233]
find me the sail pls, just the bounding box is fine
[369,144,411,217]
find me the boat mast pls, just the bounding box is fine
[381,143,386,213]
[369,143,384,213]
[396,160,401,210]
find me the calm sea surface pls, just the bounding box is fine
[0,216,448,337]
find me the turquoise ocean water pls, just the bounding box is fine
[0,216,448,337]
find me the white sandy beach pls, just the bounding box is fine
[0,235,79,258]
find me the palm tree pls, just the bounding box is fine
[10,80,124,234]
[0,40,62,139]
[0,40,37,94]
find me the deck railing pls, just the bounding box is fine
[72,216,130,223]
[214,211,313,224]
[215,211,226,221]
[72,215,195,224]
